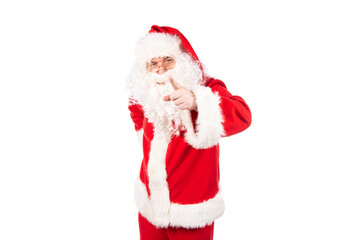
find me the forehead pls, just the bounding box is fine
[150,56,173,62]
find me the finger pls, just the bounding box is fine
[163,95,171,101]
[169,76,182,90]
[178,103,188,110]
[174,98,184,106]
[169,90,182,101]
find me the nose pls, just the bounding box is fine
[157,65,165,74]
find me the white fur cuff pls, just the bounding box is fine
[181,85,224,149]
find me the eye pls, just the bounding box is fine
[165,58,173,62]
[150,62,157,66]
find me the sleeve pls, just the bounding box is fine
[180,78,251,149]
[208,79,252,137]
[128,98,145,143]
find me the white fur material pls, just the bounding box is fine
[168,190,225,228]
[134,178,225,229]
[133,112,225,228]
[181,85,225,149]
[136,33,183,64]
[146,130,172,227]
[136,129,143,146]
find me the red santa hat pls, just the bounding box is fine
[135,25,206,80]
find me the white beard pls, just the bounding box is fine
[126,53,204,141]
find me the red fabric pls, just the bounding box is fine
[128,99,144,132]
[207,78,252,137]
[149,25,205,81]
[139,119,220,204]
[128,26,251,229]
[149,25,200,63]
[165,130,219,204]
[130,77,251,205]
[139,213,214,240]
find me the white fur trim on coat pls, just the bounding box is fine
[136,129,143,146]
[136,33,183,64]
[145,131,171,227]
[134,178,225,229]
[133,123,224,228]
[181,85,225,149]
[133,88,225,228]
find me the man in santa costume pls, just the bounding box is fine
[126,25,252,240]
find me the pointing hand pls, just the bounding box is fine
[163,76,197,111]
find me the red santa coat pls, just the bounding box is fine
[128,77,251,229]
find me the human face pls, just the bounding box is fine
[146,56,176,74]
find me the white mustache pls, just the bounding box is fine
[148,70,175,85]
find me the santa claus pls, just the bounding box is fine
[126,25,252,240]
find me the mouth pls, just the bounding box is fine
[154,74,171,85]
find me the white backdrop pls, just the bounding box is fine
[1,0,359,239]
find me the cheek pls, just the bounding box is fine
[168,62,176,70]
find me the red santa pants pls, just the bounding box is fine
[138,213,214,240]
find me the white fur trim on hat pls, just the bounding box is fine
[136,33,183,63]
